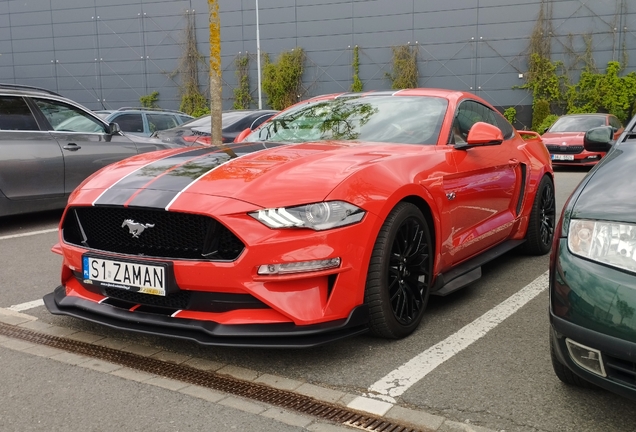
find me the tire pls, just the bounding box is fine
[521,175,556,255]
[364,202,433,339]
[550,331,594,388]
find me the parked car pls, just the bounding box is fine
[94,108,193,137]
[0,84,182,217]
[44,89,554,348]
[550,116,636,400]
[152,109,278,145]
[542,113,624,166]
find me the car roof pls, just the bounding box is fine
[0,83,62,97]
[299,88,483,107]
[110,107,191,115]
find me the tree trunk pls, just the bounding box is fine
[208,0,222,146]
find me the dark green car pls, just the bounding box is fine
[550,115,636,400]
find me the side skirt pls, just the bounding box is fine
[431,239,525,296]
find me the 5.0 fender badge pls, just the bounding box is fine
[122,219,155,238]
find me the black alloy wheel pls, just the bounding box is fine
[522,176,556,255]
[365,202,433,339]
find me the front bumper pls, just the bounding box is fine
[549,152,604,166]
[550,237,636,399]
[44,285,369,348]
[550,316,636,401]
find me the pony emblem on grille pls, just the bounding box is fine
[122,219,155,238]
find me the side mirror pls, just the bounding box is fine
[108,122,121,135]
[235,128,251,143]
[584,126,613,153]
[456,122,504,150]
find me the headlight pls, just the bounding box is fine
[568,219,636,273]
[249,201,365,231]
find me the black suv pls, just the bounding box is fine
[0,84,181,217]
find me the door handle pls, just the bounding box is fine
[63,143,81,151]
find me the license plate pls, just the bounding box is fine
[551,154,574,161]
[82,256,167,296]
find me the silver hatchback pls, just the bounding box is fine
[0,84,181,217]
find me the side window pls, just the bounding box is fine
[179,115,192,123]
[609,116,622,130]
[494,112,515,140]
[112,114,144,133]
[452,100,499,144]
[147,114,179,133]
[33,99,106,133]
[0,96,39,131]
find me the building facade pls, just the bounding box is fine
[1,0,634,128]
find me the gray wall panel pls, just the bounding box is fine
[297,4,353,22]
[8,1,51,13]
[0,66,16,81]
[11,39,54,56]
[2,0,633,115]
[14,64,55,79]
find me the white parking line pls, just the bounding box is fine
[352,271,549,407]
[8,299,45,312]
[0,228,58,241]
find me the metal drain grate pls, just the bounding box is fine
[0,322,426,432]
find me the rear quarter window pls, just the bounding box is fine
[0,96,40,131]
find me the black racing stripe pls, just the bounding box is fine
[127,152,233,209]
[94,147,234,206]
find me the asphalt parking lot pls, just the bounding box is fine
[1,168,635,432]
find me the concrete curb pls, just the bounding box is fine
[0,307,499,432]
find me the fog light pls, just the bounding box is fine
[565,338,606,377]
[257,258,341,275]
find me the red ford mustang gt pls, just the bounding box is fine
[44,89,555,348]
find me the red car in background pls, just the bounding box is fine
[44,89,554,348]
[542,113,624,166]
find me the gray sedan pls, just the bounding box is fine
[0,84,181,217]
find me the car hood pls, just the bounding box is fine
[82,141,425,209]
[572,143,636,223]
[541,132,584,144]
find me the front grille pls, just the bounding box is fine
[63,207,244,261]
[605,353,636,389]
[545,144,584,154]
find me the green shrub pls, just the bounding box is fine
[179,84,209,116]
[531,99,551,132]
[262,48,305,110]
[503,107,517,125]
[233,54,253,110]
[140,91,159,108]
[386,45,418,89]
[351,46,363,92]
[537,114,559,134]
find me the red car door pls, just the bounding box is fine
[444,101,522,265]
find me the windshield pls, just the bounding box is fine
[548,116,607,132]
[245,96,448,145]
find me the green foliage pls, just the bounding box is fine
[566,61,636,123]
[531,99,551,132]
[503,107,517,125]
[261,48,306,110]
[233,54,253,110]
[179,83,210,117]
[140,91,159,108]
[171,11,210,117]
[537,114,559,134]
[520,53,566,103]
[351,46,363,92]
[387,45,418,89]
